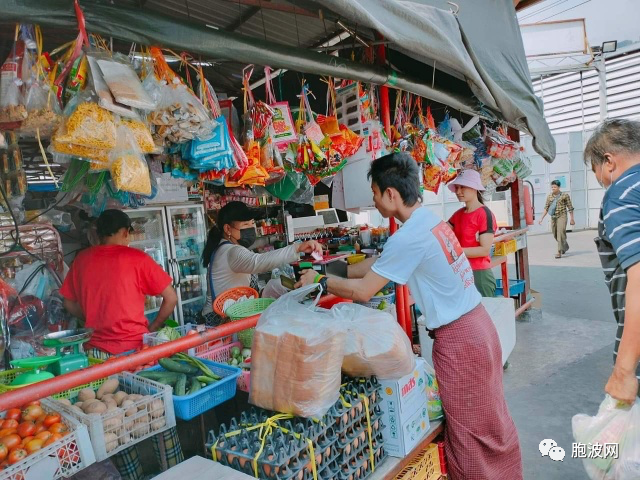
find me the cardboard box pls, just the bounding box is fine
[314,195,330,210]
[379,357,430,457]
[530,289,542,309]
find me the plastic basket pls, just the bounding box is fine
[52,372,176,462]
[143,358,241,421]
[0,399,96,480]
[0,357,103,394]
[395,443,441,480]
[494,239,517,256]
[236,328,255,349]
[346,253,366,265]
[198,341,251,393]
[213,287,259,317]
[226,298,274,320]
[143,323,226,356]
[495,279,526,296]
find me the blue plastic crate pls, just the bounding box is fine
[142,358,241,421]
[495,279,526,297]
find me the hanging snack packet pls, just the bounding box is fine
[19,80,62,138]
[55,100,117,150]
[109,125,151,195]
[423,163,443,194]
[96,53,155,110]
[0,28,27,126]
[119,118,156,154]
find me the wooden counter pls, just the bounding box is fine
[368,420,444,480]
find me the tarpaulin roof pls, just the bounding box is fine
[0,0,554,161]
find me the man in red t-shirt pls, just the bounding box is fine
[61,209,178,355]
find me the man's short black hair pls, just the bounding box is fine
[96,209,132,238]
[367,152,422,206]
[551,180,561,187]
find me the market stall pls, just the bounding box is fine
[0,0,551,479]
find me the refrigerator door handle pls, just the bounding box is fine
[171,259,180,289]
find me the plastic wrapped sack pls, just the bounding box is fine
[250,284,346,418]
[335,303,415,379]
[109,125,152,195]
[572,395,640,479]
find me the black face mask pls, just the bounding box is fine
[237,227,257,248]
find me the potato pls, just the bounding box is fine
[97,378,120,399]
[57,398,72,407]
[101,394,115,403]
[104,399,118,410]
[84,400,108,414]
[151,417,166,431]
[74,401,83,409]
[129,414,150,438]
[149,399,165,419]
[104,432,118,453]
[121,400,137,417]
[119,432,132,445]
[103,409,124,432]
[78,388,96,402]
[127,394,143,402]
[114,391,128,406]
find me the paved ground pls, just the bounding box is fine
[501,229,616,480]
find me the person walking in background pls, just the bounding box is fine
[583,118,640,404]
[539,180,575,258]
[447,169,498,297]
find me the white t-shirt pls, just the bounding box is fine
[372,207,481,329]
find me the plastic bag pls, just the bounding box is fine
[55,96,117,150]
[0,31,27,125]
[95,52,156,110]
[335,303,415,379]
[572,396,640,479]
[19,80,62,138]
[109,125,152,195]
[250,284,346,418]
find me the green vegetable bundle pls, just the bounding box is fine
[137,353,221,396]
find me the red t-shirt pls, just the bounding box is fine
[448,206,497,271]
[60,245,172,354]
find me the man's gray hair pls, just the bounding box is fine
[584,118,640,167]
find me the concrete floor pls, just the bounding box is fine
[502,229,617,480]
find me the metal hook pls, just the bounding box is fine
[447,2,460,15]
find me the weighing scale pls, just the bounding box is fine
[42,328,94,375]
[10,356,61,386]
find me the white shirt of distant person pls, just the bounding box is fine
[539,439,566,462]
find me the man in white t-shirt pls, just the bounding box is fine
[297,152,522,479]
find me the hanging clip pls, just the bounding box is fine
[447,2,460,15]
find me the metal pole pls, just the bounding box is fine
[597,54,608,120]
[0,316,260,411]
[377,38,409,338]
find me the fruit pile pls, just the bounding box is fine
[0,400,69,469]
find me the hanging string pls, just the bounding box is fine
[264,66,277,104]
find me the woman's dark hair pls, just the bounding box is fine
[477,191,485,205]
[367,152,422,206]
[202,225,224,268]
[551,180,561,187]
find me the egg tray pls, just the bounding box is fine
[334,419,384,456]
[332,399,384,440]
[335,447,386,480]
[328,390,383,435]
[236,407,331,441]
[335,430,384,469]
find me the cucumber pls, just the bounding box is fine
[196,375,218,385]
[174,374,187,396]
[188,376,202,395]
[159,357,199,375]
[137,371,180,384]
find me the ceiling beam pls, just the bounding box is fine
[226,5,260,31]
[216,0,318,18]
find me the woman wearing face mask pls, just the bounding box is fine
[447,169,498,297]
[200,201,322,326]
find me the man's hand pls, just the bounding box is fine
[294,269,318,289]
[296,240,323,255]
[605,367,639,404]
[538,219,543,225]
[570,218,576,226]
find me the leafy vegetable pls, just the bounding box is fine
[156,326,181,342]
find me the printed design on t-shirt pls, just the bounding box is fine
[432,222,463,265]
[431,221,475,289]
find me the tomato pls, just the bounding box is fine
[34,414,47,425]
[19,436,33,447]
[21,401,40,408]
[34,431,51,442]
[34,424,47,435]
[16,421,36,439]
[8,448,27,465]
[1,420,18,430]
[42,433,61,447]
[0,435,21,450]
[21,405,44,422]
[24,439,43,455]
[0,429,17,438]
[42,414,61,428]
[47,423,68,435]
[0,443,7,462]
[5,409,21,422]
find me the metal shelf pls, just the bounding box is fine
[144,307,161,315]
[130,238,163,246]
[181,295,204,305]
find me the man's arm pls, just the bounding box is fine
[296,268,390,303]
[347,257,376,279]
[539,196,551,224]
[605,263,640,403]
[63,298,85,321]
[463,233,494,258]
[567,195,576,225]
[149,285,178,332]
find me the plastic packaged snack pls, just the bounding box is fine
[119,118,156,154]
[250,285,346,418]
[56,101,117,150]
[109,126,151,195]
[96,53,156,110]
[0,32,27,125]
[19,80,62,138]
[87,54,136,118]
[336,303,415,379]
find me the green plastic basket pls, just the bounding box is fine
[226,298,275,320]
[237,329,255,349]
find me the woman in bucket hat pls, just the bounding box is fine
[447,169,498,297]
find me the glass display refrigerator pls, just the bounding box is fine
[126,204,208,326]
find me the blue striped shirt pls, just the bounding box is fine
[602,164,640,271]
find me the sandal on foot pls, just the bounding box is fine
[555,253,562,259]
